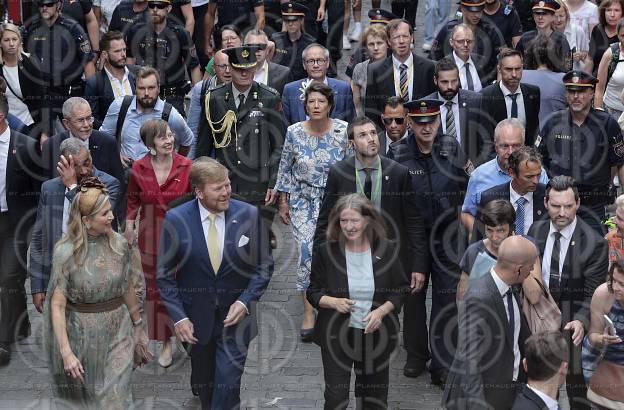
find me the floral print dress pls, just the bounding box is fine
[275,119,351,291]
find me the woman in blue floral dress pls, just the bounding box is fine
[275,81,351,342]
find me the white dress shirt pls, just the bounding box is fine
[499,81,526,126]
[199,199,225,262]
[453,51,482,92]
[0,126,10,212]
[104,66,133,98]
[527,385,559,410]
[439,92,462,145]
[541,218,577,286]
[254,61,269,85]
[392,53,414,100]
[490,268,521,381]
[509,184,534,235]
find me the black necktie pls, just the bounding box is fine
[549,232,563,302]
[509,93,518,118]
[505,288,515,343]
[237,93,245,112]
[364,168,372,200]
[464,62,474,91]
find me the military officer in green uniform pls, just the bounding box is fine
[197,45,286,235]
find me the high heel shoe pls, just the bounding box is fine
[300,328,314,343]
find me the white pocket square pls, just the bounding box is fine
[238,235,250,247]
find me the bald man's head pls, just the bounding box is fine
[496,236,538,284]
[213,50,232,85]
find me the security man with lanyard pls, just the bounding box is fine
[22,0,96,142]
[196,46,286,234]
[271,2,316,81]
[538,70,624,235]
[125,0,201,117]
[389,99,471,387]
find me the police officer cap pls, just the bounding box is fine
[405,99,443,124]
[36,0,59,6]
[458,0,486,12]
[368,9,398,24]
[562,70,598,91]
[281,2,308,21]
[223,46,260,69]
[532,0,559,13]
[147,0,171,4]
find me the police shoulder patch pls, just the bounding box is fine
[534,134,542,148]
[80,39,92,53]
[464,159,474,176]
[614,141,624,157]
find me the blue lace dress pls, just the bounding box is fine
[275,119,351,291]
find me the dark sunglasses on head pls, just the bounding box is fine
[245,43,267,50]
[382,117,405,126]
[148,2,169,9]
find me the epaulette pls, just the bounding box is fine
[257,82,279,96]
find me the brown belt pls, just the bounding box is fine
[68,296,124,313]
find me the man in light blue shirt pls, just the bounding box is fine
[461,118,548,233]
[99,67,193,166]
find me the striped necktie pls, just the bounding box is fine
[445,101,456,140]
[515,197,527,235]
[399,64,408,99]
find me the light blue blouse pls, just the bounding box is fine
[346,249,375,329]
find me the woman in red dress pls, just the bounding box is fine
[124,119,192,367]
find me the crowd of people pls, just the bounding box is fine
[2,0,624,408]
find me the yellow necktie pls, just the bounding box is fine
[207,214,221,273]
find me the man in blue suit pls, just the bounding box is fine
[281,43,355,126]
[157,157,273,410]
[29,138,120,313]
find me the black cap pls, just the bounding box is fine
[281,2,308,21]
[532,0,560,13]
[458,0,486,12]
[562,70,598,90]
[223,46,259,69]
[37,0,58,5]
[405,99,443,124]
[368,9,398,24]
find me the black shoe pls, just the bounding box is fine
[430,369,448,387]
[0,343,10,366]
[300,328,314,343]
[403,360,426,378]
[191,386,199,397]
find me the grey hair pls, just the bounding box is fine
[60,137,88,159]
[494,118,525,143]
[302,43,330,61]
[62,97,90,120]
[244,29,268,42]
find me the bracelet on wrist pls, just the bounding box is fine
[132,318,143,327]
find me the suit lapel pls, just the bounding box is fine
[5,132,15,185]
[458,91,468,149]
[219,202,241,277]
[51,179,66,242]
[189,202,215,276]
[485,273,515,349]
[561,222,581,287]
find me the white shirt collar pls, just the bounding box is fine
[509,183,533,204]
[548,217,577,241]
[499,81,522,97]
[392,53,413,70]
[527,385,559,410]
[104,66,130,82]
[452,50,475,66]
[490,268,511,297]
[232,84,252,102]
[0,125,9,143]
[198,199,224,222]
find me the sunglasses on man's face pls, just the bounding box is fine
[382,117,405,126]
[148,3,168,9]
[245,43,268,50]
[38,2,56,8]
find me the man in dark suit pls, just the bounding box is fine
[512,331,568,410]
[29,139,120,313]
[447,22,494,90]
[313,115,429,378]
[426,58,492,166]
[244,29,292,96]
[378,96,409,156]
[281,43,355,125]
[443,235,536,410]
[0,93,41,365]
[473,146,547,241]
[157,158,273,409]
[42,97,124,184]
[527,175,608,410]
[480,48,540,146]
[84,30,138,128]
[365,18,436,128]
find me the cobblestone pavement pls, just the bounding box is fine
[0,1,455,408]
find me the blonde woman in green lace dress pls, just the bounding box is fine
[44,178,149,409]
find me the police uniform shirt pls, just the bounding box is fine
[271,31,316,81]
[452,51,482,92]
[22,15,92,87]
[509,184,533,235]
[125,20,199,86]
[392,53,414,100]
[62,0,93,31]
[439,92,463,145]
[538,109,624,187]
[499,81,526,126]
[170,0,192,28]
[484,2,522,47]
[517,30,571,72]
[109,2,148,33]
[354,156,381,209]
[215,0,264,30]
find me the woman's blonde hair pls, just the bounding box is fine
[0,23,26,64]
[555,0,570,21]
[360,24,388,48]
[55,178,124,268]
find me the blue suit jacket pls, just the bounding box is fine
[281,77,355,126]
[28,169,120,294]
[157,199,273,345]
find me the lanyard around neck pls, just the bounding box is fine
[355,156,382,203]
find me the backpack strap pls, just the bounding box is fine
[161,102,173,122]
[607,42,622,86]
[115,95,134,146]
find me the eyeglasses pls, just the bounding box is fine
[304,58,328,66]
[452,39,474,45]
[148,2,169,9]
[382,117,405,126]
[214,64,230,71]
[38,2,56,8]
[245,43,267,50]
[70,116,94,125]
